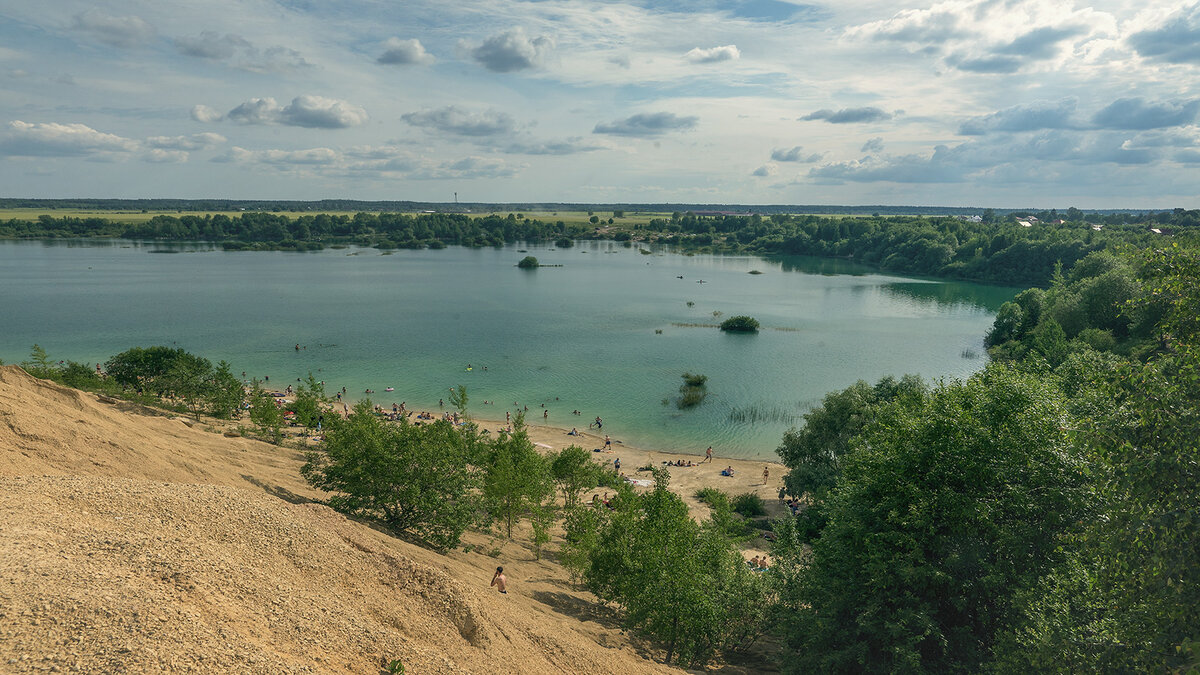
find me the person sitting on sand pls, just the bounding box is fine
[721,466,735,477]
[491,567,507,594]
[568,428,578,436]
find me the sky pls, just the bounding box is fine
[1,0,1199,208]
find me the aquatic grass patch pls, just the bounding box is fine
[676,371,709,409]
[671,322,720,328]
[727,403,801,425]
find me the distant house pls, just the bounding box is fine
[1091,224,1104,231]
[1017,220,1033,227]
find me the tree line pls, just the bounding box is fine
[2,209,1185,287]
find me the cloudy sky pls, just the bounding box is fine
[2,0,1199,207]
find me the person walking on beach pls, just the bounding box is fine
[704,446,713,463]
[605,434,612,450]
[762,465,770,485]
[491,567,507,594]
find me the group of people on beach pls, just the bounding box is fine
[664,459,696,467]
[748,555,770,572]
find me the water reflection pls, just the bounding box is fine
[881,281,1017,313]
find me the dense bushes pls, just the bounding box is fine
[719,316,759,332]
[772,243,1200,672]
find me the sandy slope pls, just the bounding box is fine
[0,365,687,674]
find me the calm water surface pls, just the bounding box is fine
[0,240,1016,459]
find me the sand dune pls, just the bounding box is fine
[0,365,687,674]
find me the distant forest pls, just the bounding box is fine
[2,205,1196,288]
[4,197,1200,218]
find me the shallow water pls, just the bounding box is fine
[0,239,1016,459]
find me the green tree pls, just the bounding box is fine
[482,417,553,538]
[248,379,284,444]
[517,255,539,268]
[205,360,244,419]
[448,383,468,417]
[549,445,600,507]
[560,502,608,585]
[291,372,327,430]
[301,401,480,551]
[776,375,925,504]
[587,471,770,667]
[23,344,55,378]
[165,352,216,420]
[105,346,197,396]
[778,365,1091,673]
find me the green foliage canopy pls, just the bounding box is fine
[301,401,481,551]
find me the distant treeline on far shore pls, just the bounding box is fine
[3,207,1197,288]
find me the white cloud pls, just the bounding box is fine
[174,32,311,73]
[503,138,604,155]
[377,38,435,65]
[802,107,891,124]
[771,145,822,162]
[686,45,740,64]
[281,95,369,129]
[1092,98,1200,130]
[70,9,155,48]
[1128,4,1200,65]
[221,146,342,166]
[0,121,138,157]
[861,137,884,153]
[959,99,1079,135]
[469,28,554,72]
[225,96,368,129]
[174,32,249,60]
[146,133,226,150]
[593,112,698,137]
[190,105,223,123]
[227,98,281,125]
[143,149,189,163]
[847,0,1117,75]
[216,143,521,180]
[401,106,516,136]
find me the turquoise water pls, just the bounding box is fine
[0,239,1016,459]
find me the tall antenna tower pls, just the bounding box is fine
[454,192,458,206]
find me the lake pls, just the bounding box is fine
[0,239,1016,459]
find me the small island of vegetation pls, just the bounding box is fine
[719,316,760,332]
[517,255,539,268]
